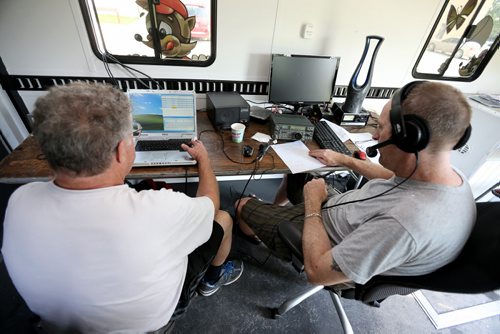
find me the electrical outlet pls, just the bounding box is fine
[302,23,314,39]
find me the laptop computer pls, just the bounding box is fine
[127,89,198,167]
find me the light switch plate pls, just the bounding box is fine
[302,23,314,39]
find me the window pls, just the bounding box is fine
[80,0,216,66]
[413,0,499,81]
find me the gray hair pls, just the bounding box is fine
[403,82,471,153]
[33,82,131,176]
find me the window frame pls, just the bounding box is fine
[412,0,499,82]
[79,0,217,67]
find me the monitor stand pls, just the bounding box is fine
[291,104,308,114]
[290,104,328,123]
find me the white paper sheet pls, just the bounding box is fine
[320,118,350,142]
[251,132,273,143]
[271,141,326,174]
[348,132,376,147]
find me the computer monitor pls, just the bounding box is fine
[268,54,340,112]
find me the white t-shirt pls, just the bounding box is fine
[2,181,214,333]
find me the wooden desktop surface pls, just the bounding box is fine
[0,111,376,184]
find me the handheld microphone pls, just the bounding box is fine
[365,138,394,158]
[257,143,270,161]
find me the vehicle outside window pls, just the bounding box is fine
[185,2,210,41]
[427,37,480,59]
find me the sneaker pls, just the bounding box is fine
[198,260,244,297]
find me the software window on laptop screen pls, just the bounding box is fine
[128,90,196,137]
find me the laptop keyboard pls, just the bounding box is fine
[313,121,352,155]
[135,139,191,152]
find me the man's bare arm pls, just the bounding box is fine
[302,178,350,285]
[181,140,220,210]
[309,149,394,180]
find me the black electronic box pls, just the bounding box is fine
[330,102,370,126]
[270,114,314,141]
[206,92,250,129]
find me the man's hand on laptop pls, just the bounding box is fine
[181,139,209,163]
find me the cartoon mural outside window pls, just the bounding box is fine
[134,0,208,60]
[81,0,214,66]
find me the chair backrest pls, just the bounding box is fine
[356,202,500,302]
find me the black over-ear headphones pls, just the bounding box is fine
[366,81,472,157]
[366,81,429,157]
[389,80,431,153]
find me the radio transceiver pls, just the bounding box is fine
[270,114,314,141]
[330,103,370,126]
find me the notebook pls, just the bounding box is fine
[127,89,198,167]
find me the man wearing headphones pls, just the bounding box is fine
[235,81,476,287]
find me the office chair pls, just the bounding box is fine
[271,202,500,334]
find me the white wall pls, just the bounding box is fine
[272,0,439,86]
[0,0,499,148]
[1,0,498,85]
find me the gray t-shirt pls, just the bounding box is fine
[322,173,476,284]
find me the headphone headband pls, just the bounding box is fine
[389,87,405,140]
[453,124,472,150]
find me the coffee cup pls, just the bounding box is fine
[231,123,246,143]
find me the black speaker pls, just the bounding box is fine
[206,92,250,129]
[210,109,238,129]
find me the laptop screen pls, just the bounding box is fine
[127,90,197,140]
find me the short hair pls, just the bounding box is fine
[32,82,131,176]
[402,82,471,153]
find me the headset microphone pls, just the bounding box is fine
[365,138,395,158]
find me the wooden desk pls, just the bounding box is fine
[0,111,375,184]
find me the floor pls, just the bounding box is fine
[1,178,499,333]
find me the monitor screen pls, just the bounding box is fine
[268,54,340,108]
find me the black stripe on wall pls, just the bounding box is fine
[1,74,397,99]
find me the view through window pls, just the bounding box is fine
[413,0,499,81]
[81,0,215,66]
